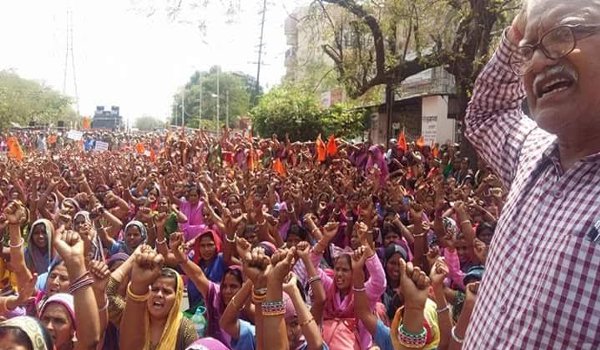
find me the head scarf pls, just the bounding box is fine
[185,337,229,350]
[74,211,105,261]
[25,219,54,275]
[124,220,147,254]
[39,293,76,329]
[192,229,222,264]
[0,316,52,350]
[144,268,184,350]
[61,198,80,213]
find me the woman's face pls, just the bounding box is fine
[383,232,400,247]
[187,189,200,204]
[285,315,303,348]
[334,256,352,291]
[158,198,169,213]
[32,224,48,249]
[202,206,212,224]
[73,215,86,233]
[244,228,258,246]
[220,272,242,305]
[455,238,469,263]
[0,330,32,350]
[63,203,76,217]
[148,190,158,203]
[385,253,401,282]
[125,225,144,250]
[350,230,360,250]
[41,303,73,348]
[46,196,56,211]
[45,264,70,296]
[197,235,217,261]
[147,276,177,320]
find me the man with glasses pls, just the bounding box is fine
[461,0,600,348]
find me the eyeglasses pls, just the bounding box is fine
[509,24,600,75]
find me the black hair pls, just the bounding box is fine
[476,221,497,238]
[223,267,243,285]
[159,268,179,288]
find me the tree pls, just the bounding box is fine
[250,85,367,141]
[311,0,518,126]
[0,70,77,129]
[171,66,254,129]
[134,116,165,130]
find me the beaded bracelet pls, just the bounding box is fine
[261,300,285,316]
[397,325,427,348]
[127,283,150,302]
[156,237,167,245]
[307,276,321,285]
[68,277,94,294]
[225,234,236,243]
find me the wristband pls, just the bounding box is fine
[352,286,366,293]
[436,304,450,314]
[156,238,167,245]
[307,276,321,285]
[9,238,24,249]
[225,234,236,243]
[451,326,464,344]
[68,277,94,294]
[261,300,286,316]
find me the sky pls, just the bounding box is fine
[0,0,308,125]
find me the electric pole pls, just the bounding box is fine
[255,0,267,105]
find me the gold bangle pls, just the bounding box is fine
[299,317,314,327]
[126,283,149,302]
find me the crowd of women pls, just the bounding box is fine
[0,128,502,350]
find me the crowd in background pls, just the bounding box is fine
[0,125,500,350]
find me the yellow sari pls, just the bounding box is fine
[144,269,184,350]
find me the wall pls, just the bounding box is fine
[421,95,455,145]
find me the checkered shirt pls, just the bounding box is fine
[462,33,600,349]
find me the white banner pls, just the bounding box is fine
[94,141,109,152]
[421,116,438,145]
[66,130,83,141]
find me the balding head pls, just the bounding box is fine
[517,0,600,141]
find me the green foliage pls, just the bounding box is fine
[250,86,367,141]
[171,66,256,128]
[0,70,77,129]
[134,116,165,130]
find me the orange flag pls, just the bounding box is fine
[273,158,286,177]
[416,135,425,149]
[82,117,91,130]
[150,148,157,162]
[327,135,338,156]
[316,134,327,162]
[136,143,145,154]
[247,129,256,171]
[7,137,24,161]
[432,144,440,158]
[397,129,407,152]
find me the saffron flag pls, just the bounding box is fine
[273,158,286,177]
[316,134,327,162]
[397,129,407,152]
[432,144,440,158]
[136,143,145,154]
[416,135,425,149]
[7,137,24,161]
[327,135,338,156]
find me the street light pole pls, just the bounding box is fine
[226,90,229,129]
[199,75,202,130]
[181,88,185,127]
[216,66,220,137]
